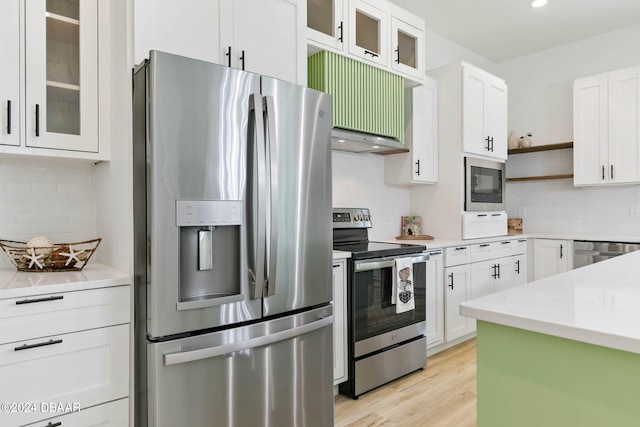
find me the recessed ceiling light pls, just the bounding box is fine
[530,0,548,7]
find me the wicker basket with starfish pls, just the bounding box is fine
[0,237,101,272]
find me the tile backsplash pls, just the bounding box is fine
[332,151,411,240]
[0,157,97,269]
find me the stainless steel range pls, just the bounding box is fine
[333,208,428,399]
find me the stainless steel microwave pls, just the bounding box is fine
[464,157,506,212]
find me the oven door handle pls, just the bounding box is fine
[354,254,429,272]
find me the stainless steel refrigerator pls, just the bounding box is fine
[133,51,334,427]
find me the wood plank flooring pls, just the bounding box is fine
[334,339,477,427]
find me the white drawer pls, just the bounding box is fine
[24,398,129,427]
[444,245,470,267]
[0,324,129,426]
[470,242,496,263]
[0,285,130,345]
[511,238,527,255]
[493,240,515,259]
[462,212,507,240]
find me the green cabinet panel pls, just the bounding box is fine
[308,51,404,142]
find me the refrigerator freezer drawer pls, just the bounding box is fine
[148,305,334,427]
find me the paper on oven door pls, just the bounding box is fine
[395,257,415,313]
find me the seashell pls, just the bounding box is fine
[26,236,54,256]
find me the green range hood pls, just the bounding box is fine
[308,51,406,154]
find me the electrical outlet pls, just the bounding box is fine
[630,204,640,218]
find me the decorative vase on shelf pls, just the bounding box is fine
[520,133,533,148]
[508,131,518,150]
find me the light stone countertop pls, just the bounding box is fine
[460,250,640,355]
[0,264,130,299]
[332,250,351,260]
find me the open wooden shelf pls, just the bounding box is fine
[506,174,573,182]
[508,141,573,155]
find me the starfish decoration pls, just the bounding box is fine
[24,247,45,270]
[60,246,86,266]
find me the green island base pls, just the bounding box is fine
[476,321,640,427]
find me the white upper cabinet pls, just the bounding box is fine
[385,78,438,185]
[307,0,345,51]
[306,0,425,84]
[25,0,98,153]
[574,66,640,185]
[390,15,424,81]
[463,64,508,160]
[348,0,388,67]
[1,0,102,159]
[229,0,304,84]
[135,0,305,85]
[136,0,222,64]
[0,0,20,147]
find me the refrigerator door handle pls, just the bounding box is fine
[264,95,278,297]
[163,315,333,366]
[248,93,267,299]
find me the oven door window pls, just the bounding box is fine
[470,165,503,204]
[353,262,426,342]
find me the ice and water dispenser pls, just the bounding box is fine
[175,200,244,310]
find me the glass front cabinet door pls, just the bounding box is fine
[348,0,387,67]
[391,16,424,81]
[25,0,98,153]
[307,0,344,51]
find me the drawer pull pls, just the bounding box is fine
[455,247,466,251]
[16,295,64,305]
[45,422,62,427]
[479,244,490,247]
[15,339,63,352]
[501,241,511,245]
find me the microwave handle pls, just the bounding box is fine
[354,254,428,272]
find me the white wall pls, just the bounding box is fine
[333,27,497,239]
[0,157,97,269]
[499,23,640,236]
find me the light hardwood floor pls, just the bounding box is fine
[334,339,477,427]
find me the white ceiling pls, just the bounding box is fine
[389,0,640,63]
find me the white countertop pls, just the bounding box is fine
[460,251,640,355]
[0,264,130,299]
[332,250,351,260]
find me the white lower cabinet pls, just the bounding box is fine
[23,398,129,427]
[0,324,129,426]
[444,263,473,341]
[425,250,444,348]
[332,260,347,385]
[0,283,130,427]
[533,239,572,280]
[441,238,528,347]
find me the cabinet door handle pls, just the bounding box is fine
[611,165,614,180]
[6,100,11,134]
[477,214,488,217]
[364,50,379,58]
[479,244,490,247]
[225,46,231,67]
[455,247,467,251]
[485,136,491,151]
[35,104,40,137]
[239,50,245,70]
[491,264,497,279]
[428,251,442,256]
[395,46,400,64]
[560,244,563,259]
[515,259,520,274]
[501,241,511,244]
[415,159,420,176]
[492,213,502,217]
[338,21,343,42]
[497,263,501,278]
[602,165,605,180]
[15,339,63,352]
[448,272,454,289]
[45,422,62,427]
[15,295,64,305]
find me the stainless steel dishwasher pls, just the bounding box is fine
[573,240,640,268]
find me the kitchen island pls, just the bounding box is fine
[461,251,640,427]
